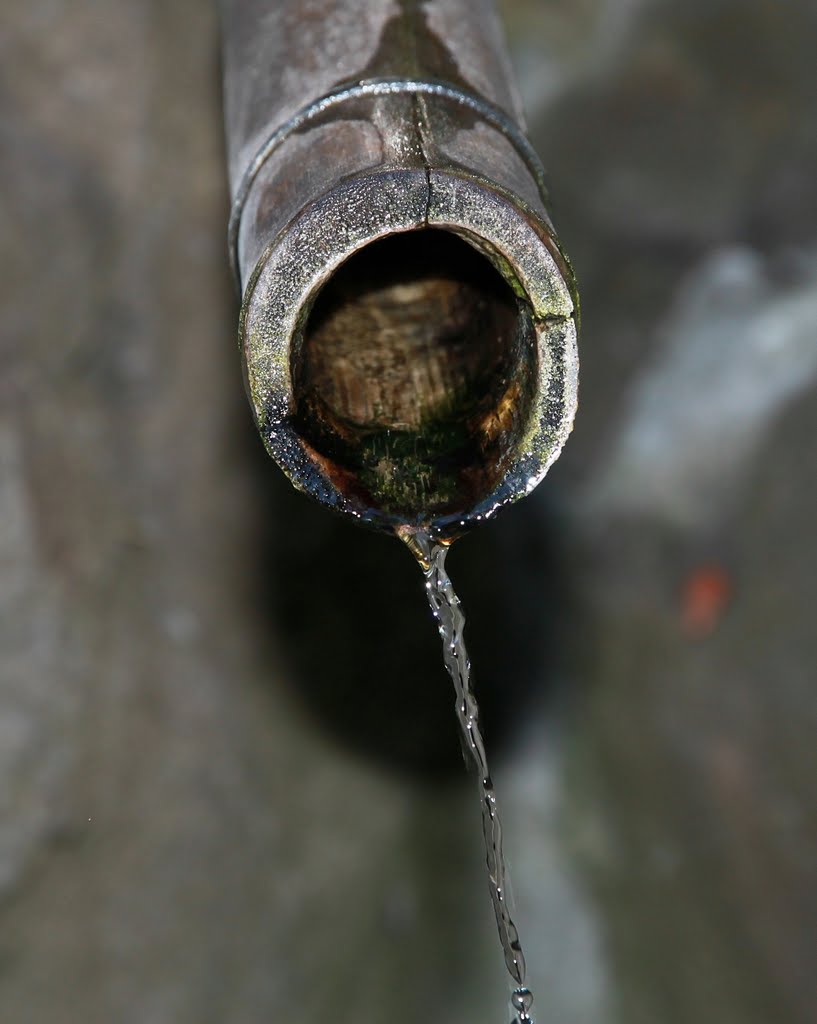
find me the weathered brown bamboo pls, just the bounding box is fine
[220,0,579,541]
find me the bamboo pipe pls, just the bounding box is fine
[220,0,579,541]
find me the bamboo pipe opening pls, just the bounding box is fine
[291,229,538,519]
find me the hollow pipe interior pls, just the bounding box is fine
[292,229,537,517]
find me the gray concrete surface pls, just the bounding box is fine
[1,2,816,1022]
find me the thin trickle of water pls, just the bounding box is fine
[403,529,535,1024]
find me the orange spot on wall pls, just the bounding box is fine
[681,564,732,637]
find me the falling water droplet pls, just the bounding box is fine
[512,986,534,1014]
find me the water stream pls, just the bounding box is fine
[404,529,535,1024]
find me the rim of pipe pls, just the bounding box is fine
[239,166,579,542]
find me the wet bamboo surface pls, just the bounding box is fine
[2,2,817,1023]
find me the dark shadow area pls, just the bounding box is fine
[244,416,569,779]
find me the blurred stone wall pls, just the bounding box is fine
[505,3,817,1023]
[1,2,816,1023]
